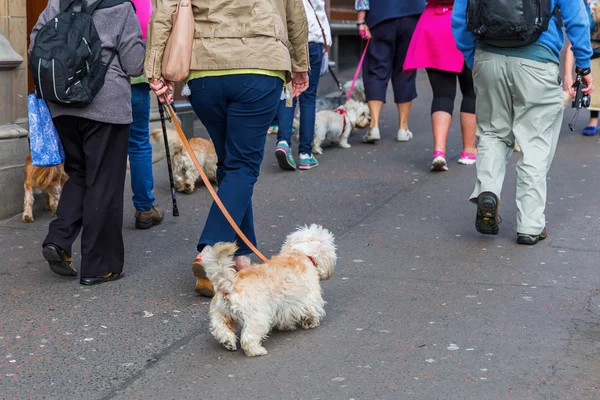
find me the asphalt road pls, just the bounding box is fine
[1,71,599,400]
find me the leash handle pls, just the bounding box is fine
[346,38,370,102]
[165,104,269,264]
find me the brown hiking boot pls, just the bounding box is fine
[135,205,164,230]
[192,253,214,297]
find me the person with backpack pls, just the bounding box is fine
[356,0,426,144]
[29,0,145,284]
[452,0,594,245]
[275,0,332,171]
[147,0,309,297]
[129,0,165,229]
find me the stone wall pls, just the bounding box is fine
[0,0,29,220]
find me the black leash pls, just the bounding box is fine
[157,96,179,217]
[328,65,345,107]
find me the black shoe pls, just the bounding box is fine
[475,192,500,235]
[80,272,123,286]
[517,228,547,245]
[42,244,77,277]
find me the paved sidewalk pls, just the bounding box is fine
[1,71,599,399]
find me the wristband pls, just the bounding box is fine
[357,22,366,27]
[576,67,591,77]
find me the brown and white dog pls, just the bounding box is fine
[150,128,218,193]
[22,154,68,223]
[202,224,337,357]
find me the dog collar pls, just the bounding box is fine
[333,108,348,140]
[307,256,317,268]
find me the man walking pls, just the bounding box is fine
[452,0,594,245]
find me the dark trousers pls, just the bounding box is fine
[363,16,419,104]
[426,63,476,115]
[277,42,324,154]
[44,116,129,278]
[187,74,283,256]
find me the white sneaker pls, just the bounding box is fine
[362,127,380,143]
[397,128,413,142]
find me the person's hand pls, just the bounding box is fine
[149,78,174,104]
[358,24,371,40]
[292,72,309,97]
[582,72,595,95]
[564,74,576,98]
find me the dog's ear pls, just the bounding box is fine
[291,241,321,258]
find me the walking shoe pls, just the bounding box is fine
[42,243,77,277]
[397,128,414,142]
[362,127,380,143]
[458,152,477,165]
[135,205,165,230]
[475,191,501,235]
[298,153,319,170]
[192,253,214,297]
[275,141,297,171]
[80,272,123,286]
[431,150,449,171]
[517,228,547,245]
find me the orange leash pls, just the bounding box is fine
[165,104,269,264]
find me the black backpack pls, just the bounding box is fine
[467,0,558,48]
[29,0,132,107]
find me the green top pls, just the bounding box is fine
[131,75,149,85]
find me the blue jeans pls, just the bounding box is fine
[129,83,155,212]
[277,43,324,155]
[187,74,283,256]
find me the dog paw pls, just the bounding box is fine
[222,340,237,351]
[339,143,351,149]
[300,318,320,330]
[244,345,268,357]
[22,214,34,223]
[314,148,323,155]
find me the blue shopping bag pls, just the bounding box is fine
[28,94,65,167]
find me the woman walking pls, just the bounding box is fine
[147,0,309,296]
[275,0,332,171]
[356,0,426,144]
[404,0,477,171]
[30,0,145,285]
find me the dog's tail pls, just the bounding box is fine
[202,242,239,294]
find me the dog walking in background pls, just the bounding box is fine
[150,128,218,194]
[312,99,371,154]
[202,224,337,357]
[22,154,68,223]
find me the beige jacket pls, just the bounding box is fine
[145,0,309,82]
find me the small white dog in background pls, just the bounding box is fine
[202,224,337,357]
[311,99,371,154]
[292,79,367,135]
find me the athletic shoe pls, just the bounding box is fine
[458,152,477,165]
[362,127,380,143]
[517,228,547,245]
[397,128,413,142]
[298,153,319,170]
[275,141,297,171]
[475,191,500,235]
[431,150,448,171]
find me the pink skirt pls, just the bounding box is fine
[403,3,465,73]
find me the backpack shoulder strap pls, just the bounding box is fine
[84,0,134,15]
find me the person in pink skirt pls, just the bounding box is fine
[404,0,477,171]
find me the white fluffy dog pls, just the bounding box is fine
[202,224,337,357]
[292,78,366,134]
[311,99,371,154]
[150,128,218,193]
